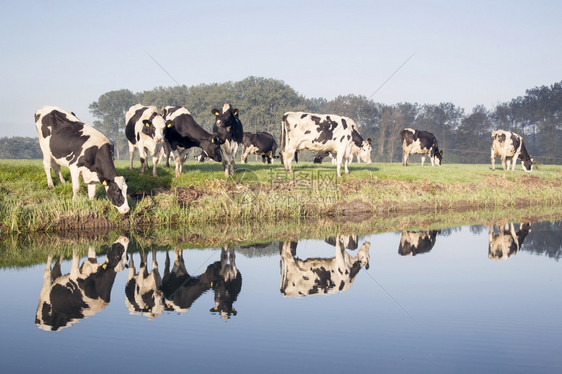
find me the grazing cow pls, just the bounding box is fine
[240,131,279,164]
[280,235,371,297]
[210,247,242,318]
[125,251,165,320]
[161,105,222,177]
[398,230,439,256]
[313,139,372,165]
[35,237,129,331]
[400,128,443,166]
[212,103,244,176]
[281,112,372,177]
[161,249,221,314]
[490,130,533,172]
[34,106,129,214]
[125,104,167,177]
[488,223,531,261]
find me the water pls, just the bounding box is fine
[0,221,561,373]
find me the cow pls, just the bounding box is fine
[490,130,533,172]
[161,105,222,177]
[125,251,165,320]
[161,249,221,314]
[240,131,278,164]
[400,128,443,166]
[398,230,439,256]
[280,235,370,298]
[34,106,130,214]
[35,236,129,331]
[313,139,372,165]
[125,104,167,177]
[210,247,242,318]
[212,103,244,176]
[280,112,372,177]
[488,223,531,261]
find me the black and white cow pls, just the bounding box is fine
[490,130,533,172]
[398,230,439,256]
[161,105,222,177]
[161,249,221,314]
[212,103,244,176]
[125,251,165,320]
[400,128,443,166]
[240,131,278,164]
[488,223,531,261]
[210,247,242,318]
[313,139,372,165]
[125,104,167,177]
[35,237,129,331]
[281,112,372,177]
[34,106,129,214]
[280,236,370,297]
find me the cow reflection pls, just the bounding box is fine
[325,235,358,250]
[489,223,531,260]
[125,250,165,319]
[161,249,221,314]
[35,236,129,331]
[398,230,439,256]
[280,235,370,297]
[210,247,242,319]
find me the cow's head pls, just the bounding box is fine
[201,137,223,162]
[103,176,129,214]
[357,241,371,270]
[106,236,129,272]
[358,138,372,164]
[142,111,166,144]
[432,147,443,166]
[522,157,533,172]
[211,103,243,142]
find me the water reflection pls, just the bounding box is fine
[125,250,165,319]
[280,235,370,297]
[35,236,129,331]
[488,223,531,261]
[210,247,242,318]
[398,230,440,256]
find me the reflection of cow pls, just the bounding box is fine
[280,236,370,298]
[398,230,439,256]
[125,251,165,319]
[488,223,531,260]
[210,247,242,318]
[161,249,221,314]
[35,237,129,331]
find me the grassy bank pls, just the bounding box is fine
[1,159,561,234]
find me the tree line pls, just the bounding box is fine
[3,77,561,164]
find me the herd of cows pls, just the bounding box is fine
[34,104,534,213]
[35,221,531,330]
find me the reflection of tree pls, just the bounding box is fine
[520,221,562,261]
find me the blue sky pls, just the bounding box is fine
[1,0,561,137]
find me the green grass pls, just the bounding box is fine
[1,159,561,234]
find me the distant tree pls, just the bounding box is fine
[454,106,493,163]
[0,137,42,159]
[89,89,137,159]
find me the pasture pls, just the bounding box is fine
[1,158,561,234]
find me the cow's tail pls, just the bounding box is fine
[280,114,287,157]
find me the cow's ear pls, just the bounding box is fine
[367,138,372,145]
[233,109,239,116]
[142,119,151,127]
[166,120,173,128]
[211,109,220,116]
[440,150,444,156]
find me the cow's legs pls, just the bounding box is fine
[421,154,426,166]
[128,142,135,171]
[282,149,295,173]
[490,150,496,170]
[402,151,409,166]
[229,143,238,176]
[51,159,65,184]
[151,155,160,177]
[138,146,148,175]
[69,168,81,199]
[87,183,97,200]
[42,156,56,188]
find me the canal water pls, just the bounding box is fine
[0,220,560,373]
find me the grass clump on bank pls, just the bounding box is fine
[1,159,561,234]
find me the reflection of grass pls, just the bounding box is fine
[2,204,561,268]
[1,160,562,234]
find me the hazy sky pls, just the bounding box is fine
[1,0,560,138]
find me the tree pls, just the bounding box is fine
[0,137,42,159]
[89,89,137,159]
